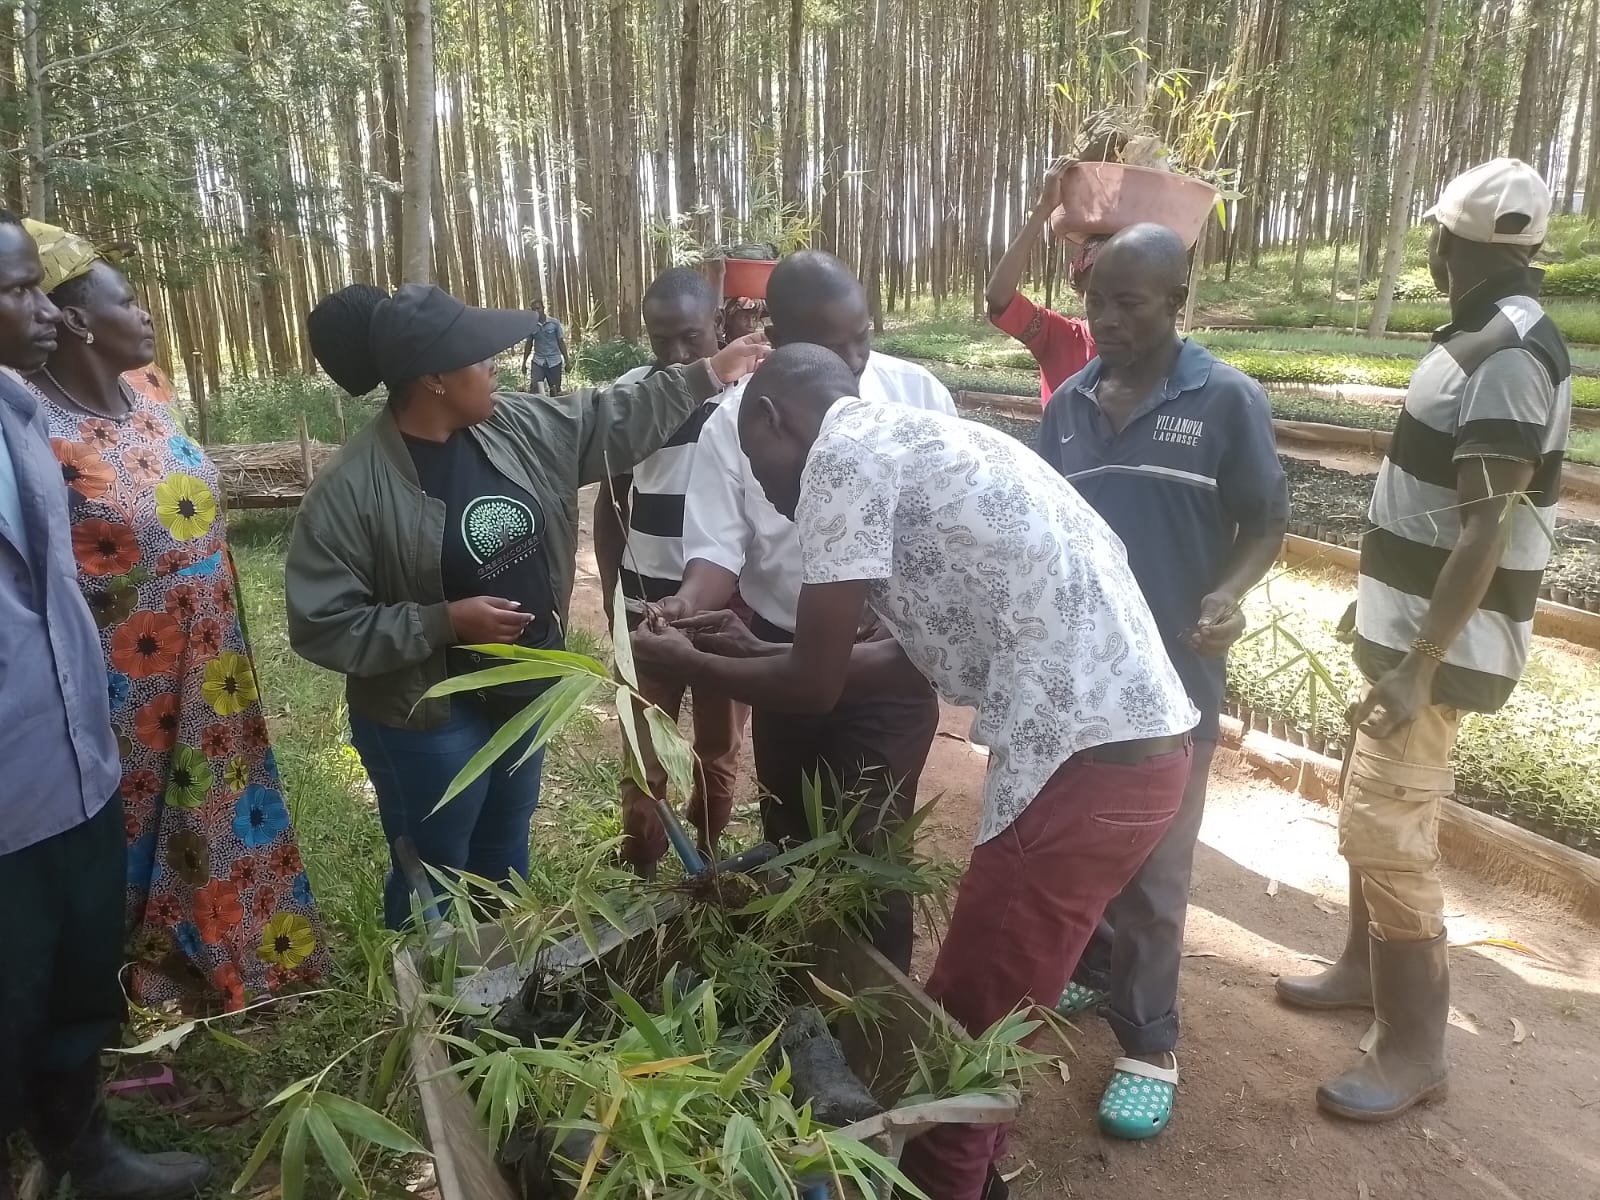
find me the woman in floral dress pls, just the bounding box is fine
[24,220,327,1012]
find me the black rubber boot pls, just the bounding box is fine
[26,1061,212,1200]
[1276,866,1374,1011]
[1316,932,1449,1122]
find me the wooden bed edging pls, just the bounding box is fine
[1218,715,1600,928]
[1278,534,1600,648]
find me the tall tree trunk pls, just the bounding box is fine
[378,11,406,288]
[336,90,374,283]
[400,0,436,284]
[1563,0,1597,212]
[609,0,641,338]
[1443,0,1489,179]
[21,0,48,217]
[1369,0,1447,334]
[1131,0,1153,101]
[676,0,702,221]
[447,73,481,303]
[780,0,806,211]
[1588,4,1600,217]
[1508,0,1550,160]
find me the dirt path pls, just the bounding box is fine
[569,488,1600,1200]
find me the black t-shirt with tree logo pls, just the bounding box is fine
[404,431,564,701]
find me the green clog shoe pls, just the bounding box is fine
[1055,980,1108,1017]
[1098,1055,1179,1141]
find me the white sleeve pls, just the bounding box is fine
[797,433,899,585]
[682,401,752,576]
[916,369,957,416]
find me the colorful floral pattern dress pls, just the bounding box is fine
[39,367,328,1011]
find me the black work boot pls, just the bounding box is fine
[1316,932,1449,1121]
[26,1061,212,1200]
[1276,866,1374,1011]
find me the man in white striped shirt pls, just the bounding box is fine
[595,268,749,876]
[656,251,957,970]
[1278,159,1570,1122]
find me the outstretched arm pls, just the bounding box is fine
[986,157,1072,315]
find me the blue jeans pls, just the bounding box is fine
[350,704,545,930]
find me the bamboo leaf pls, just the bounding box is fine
[607,979,675,1058]
[509,675,604,770]
[115,1020,198,1055]
[717,1028,779,1100]
[614,686,652,793]
[611,581,640,690]
[421,659,587,700]
[205,1025,259,1055]
[305,1103,368,1198]
[642,701,697,804]
[231,1103,291,1194]
[318,1093,428,1155]
[280,1100,311,1200]
[457,644,609,676]
[430,692,550,813]
[368,1027,408,1112]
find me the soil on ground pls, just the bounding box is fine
[570,486,1600,1200]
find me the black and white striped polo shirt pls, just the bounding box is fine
[1355,270,1571,712]
[613,364,721,602]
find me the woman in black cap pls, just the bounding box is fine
[288,283,765,928]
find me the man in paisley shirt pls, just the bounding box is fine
[633,343,1199,1200]
[1038,223,1289,1140]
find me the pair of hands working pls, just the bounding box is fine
[633,589,1248,674]
[630,597,889,674]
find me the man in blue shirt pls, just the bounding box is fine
[0,211,210,1200]
[520,300,568,394]
[1038,224,1289,1142]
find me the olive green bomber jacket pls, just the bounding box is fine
[284,361,721,730]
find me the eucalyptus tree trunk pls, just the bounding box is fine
[1369,0,1446,335]
[400,0,436,284]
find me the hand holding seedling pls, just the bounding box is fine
[674,610,769,658]
[1188,591,1246,657]
[449,596,533,644]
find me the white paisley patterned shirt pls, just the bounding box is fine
[797,398,1198,843]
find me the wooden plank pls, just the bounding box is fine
[1278,534,1600,648]
[955,388,1039,415]
[955,396,1600,504]
[394,946,519,1200]
[1219,717,1600,928]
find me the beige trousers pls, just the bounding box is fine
[1338,700,1463,942]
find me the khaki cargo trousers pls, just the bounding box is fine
[1339,701,1463,942]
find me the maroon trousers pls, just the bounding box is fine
[899,745,1192,1199]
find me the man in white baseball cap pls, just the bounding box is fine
[1424,156,1551,246]
[1276,158,1571,1122]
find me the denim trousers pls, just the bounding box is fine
[350,702,545,930]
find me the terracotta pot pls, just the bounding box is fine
[719,257,778,300]
[1048,162,1219,249]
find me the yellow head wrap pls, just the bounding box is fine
[22,218,101,296]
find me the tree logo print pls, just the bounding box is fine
[460,495,536,565]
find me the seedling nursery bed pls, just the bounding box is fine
[962,408,1600,610]
[393,854,1020,1200]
